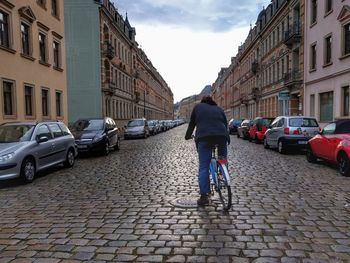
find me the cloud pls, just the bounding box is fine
[113,0,270,32]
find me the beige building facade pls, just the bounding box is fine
[212,0,304,120]
[0,0,67,123]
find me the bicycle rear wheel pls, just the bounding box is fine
[216,162,232,211]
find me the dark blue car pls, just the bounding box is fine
[228,119,243,134]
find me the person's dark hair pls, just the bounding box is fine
[200,96,217,106]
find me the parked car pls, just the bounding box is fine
[124,118,150,139]
[228,119,243,134]
[307,119,350,177]
[237,119,252,139]
[264,116,320,154]
[248,117,275,143]
[70,117,120,155]
[148,120,160,135]
[0,121,77,183]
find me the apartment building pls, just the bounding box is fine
[134,48,174,121]
[304,0,350,126]
[65,0,173,126]
[0,0,67,123]
[212,0,304,120]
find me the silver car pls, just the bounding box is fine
[124,118,150,139]
[264,116,320,154]
[0,121,77,183]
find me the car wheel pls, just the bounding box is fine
[338,152,350,177]
[103,141,110,156]
[278,140,286,154]
[237,133,240,138]
[306,145,317,163]
[64,148,75,168]
[263,137,269,149]
[20,157,36,183]
[114,138,120,151]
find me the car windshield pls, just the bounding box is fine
[0,125,35,143]
[72,119,104,131]
[128,120,144,127]
[261,118,273,126]
[289,118,318,127]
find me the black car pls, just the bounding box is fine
[70,117,120,155]
[237,119,252,139]
[228,118,243,134]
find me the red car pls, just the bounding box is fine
[307,119,350,177]
[248,117,275,143]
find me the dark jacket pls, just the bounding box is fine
[185,102,230,144]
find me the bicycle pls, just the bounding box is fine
[209,144,232,211]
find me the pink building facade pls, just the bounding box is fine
[304,0,350,126]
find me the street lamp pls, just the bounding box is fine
[143,89,149,118]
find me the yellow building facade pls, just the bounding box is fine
[0,0,67,123]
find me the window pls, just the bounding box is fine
[310,43,317,70]
[322,123,335,135]
[325,0,332,14]
[48,123,63,138]
[21,23,30,56]
[310,94,315,116]
[55,91,62,117]
[0,10,9,47]
[36,125,52,140]
[39,32,47,63]
[342,86,349,116]
[311,0,317,25]
[3,81,14,116]
[319,91,333,122]
[53,40,60,68]
[42,89,49,117]
[324,35,332,65]
[24,85,33,116]
[344,22,350,56]
[51,0,58,17]
[37,0,46,8]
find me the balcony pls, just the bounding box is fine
[240,94,249,105]
[104,42,115,60]
[251,87,261,101]
[283,69,301,87]
[283,21,301,47]
[103,81,116,94]
[251,61,259,74]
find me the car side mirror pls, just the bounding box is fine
[37,136,49,143]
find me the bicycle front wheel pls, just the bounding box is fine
[216,162,232,211]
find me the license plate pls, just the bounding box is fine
[78,145,88,149]
[298,141,307,144]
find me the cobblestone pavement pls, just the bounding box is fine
[0,125,349,263]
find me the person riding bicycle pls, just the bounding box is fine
[185,95,230,206]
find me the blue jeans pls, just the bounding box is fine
[196,139,227,195]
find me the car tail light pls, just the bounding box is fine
[293,129,300,135]
[284,127,289,134]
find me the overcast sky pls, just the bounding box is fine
[112,0,271,103]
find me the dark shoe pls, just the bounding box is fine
[197,194,209,206]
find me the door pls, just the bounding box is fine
[33,124,54,169]
[317,123,336,159]
[48,123,67,163]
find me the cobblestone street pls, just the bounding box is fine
[0,125,349,263]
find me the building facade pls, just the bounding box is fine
[0,0,67,123]
[65,0,173,126]
[304,0,350,126]
[212,0,304,120]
